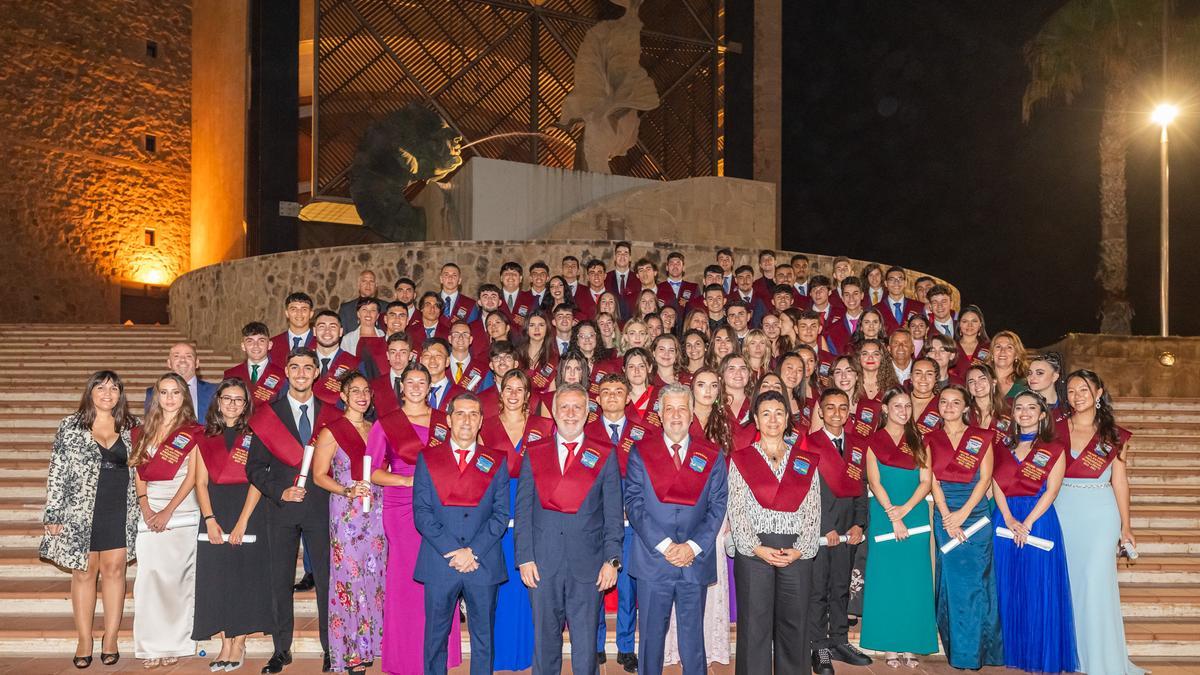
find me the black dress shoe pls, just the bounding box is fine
[322,652,331,672]
[293,573,315,592]
[617,651,638,672]
[596,651,607,664]
[832,642,873,666]
[260,651,292,674]
[812,648,835,675]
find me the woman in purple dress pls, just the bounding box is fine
[367,364,463,674]
[311,372,385,674]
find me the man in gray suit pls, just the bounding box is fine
[515,383,624,674]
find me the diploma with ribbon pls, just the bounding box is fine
[138,512,200,533]
[296,444,316,488]
[819,534,849,547]
[874,525,932,543]
[995,526,1054,551]
[196,533,259,543]
[939,516,991,554]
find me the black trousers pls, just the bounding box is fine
[734,533,813,675]
[809,537,857,651]
[267,518,330,654]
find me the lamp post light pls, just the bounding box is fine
[1152,103,1178,338]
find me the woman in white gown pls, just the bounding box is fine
[131,373,203,668]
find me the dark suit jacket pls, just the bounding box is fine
[514,437,624,584]
[144,378,217,420]
[245,397,331,527]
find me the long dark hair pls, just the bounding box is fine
[690,366,733,453]
[520,310,556,371]
[881,387,927,468]
[132,373,197,466]
[1066,369,1120,450]
[1011,390,1057,444]
[965,362,1008,427]
[74,370,138,432]
[204,378,253,436]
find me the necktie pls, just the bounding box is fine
[250,363,260,383]
[563,441,578,471]
[454,362,464,383]
[321,357,330,376]
[426,326,435,338]
[292,336,301,350]
[393,376,402,402]
[670,280,681,297]
[940,324,952,337]
[671,443,683,470]
[507,294,515,311]
[298,404,312,445]
[428,385,441,408]
[456,449,469,472]
[443,296,453,318]
[893,302,903,324]
[609,423,621,446]
[723,276,731,293]
[848,319,858,334]
[834,436,844,456]
[618,274,625,295]
[559,340,568,355]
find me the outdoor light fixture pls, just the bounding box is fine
[1152,103,1179,337]
[1152,103,1179,126]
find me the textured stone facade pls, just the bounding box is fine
[0,1,192,321]
[1046,333,1200,398]
[170,239,957,356]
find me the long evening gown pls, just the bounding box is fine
[493,438,535,671]
[367,424,462,675]
[134,449,199,659]
[859,462,937,654]
[328,442,386,672]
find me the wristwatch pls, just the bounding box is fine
[608,557,622,572]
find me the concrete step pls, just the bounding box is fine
[1119,555,1200,584]
[1119,584,1200,617]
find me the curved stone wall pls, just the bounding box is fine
[170,239,958,355]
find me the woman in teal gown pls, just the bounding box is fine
[859,388,937,668]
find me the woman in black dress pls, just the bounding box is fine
[192,378,273,671]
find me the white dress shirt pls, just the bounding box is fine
[933,320,955,338]
[655,435,702,556]
[246,358,269,383]
[286,392,316,442]
[601,415,627,444]
[449,354,471,382]
[894,362,913,383]
[286,330,311,350]
[843,311,863,334]
[186,377,200,417]
[449,439,476,466]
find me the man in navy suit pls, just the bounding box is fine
[144,342,217,419]
[624,383,728,675]
[412,392,509,675]
[515,383,623,674]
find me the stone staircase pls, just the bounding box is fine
[0,325,1198,659]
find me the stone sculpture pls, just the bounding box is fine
[559,0,660,174]
[350,104,463,241]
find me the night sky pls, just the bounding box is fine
[777,2,1200,347]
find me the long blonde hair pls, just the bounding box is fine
[131,373,197,466]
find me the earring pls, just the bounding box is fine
[1095,400,1101,409]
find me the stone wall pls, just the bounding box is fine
[0,1,192,322]
[1044,333,1200,398]
[170,239,957,356]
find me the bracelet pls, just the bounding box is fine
[201,514,215,522]
[343,486,351,497]
[137,494,148,500]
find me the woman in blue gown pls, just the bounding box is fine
[991,391,1077,673]
[926,384,1003,670]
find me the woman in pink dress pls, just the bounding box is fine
[367,364,462,674]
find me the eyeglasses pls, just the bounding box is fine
[219,396,247,405]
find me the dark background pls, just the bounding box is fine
[746,1,1199,348]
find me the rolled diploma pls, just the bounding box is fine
[995,526,1054,551]
[939,516,991,554]
[874,524,932,543]
[296,444,316,488]
[818,534,849,547]
[196,533,258,543]
[362,455,372,513]
[138,511,200,533]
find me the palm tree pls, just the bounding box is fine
[1022,0,1200,334]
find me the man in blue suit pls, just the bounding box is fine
[515,383,624,675]
[625,383,728,675]
[144,342,217,419]
[412,392,509,675]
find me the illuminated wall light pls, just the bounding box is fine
[135,266,170,286]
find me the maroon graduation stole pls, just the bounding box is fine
[509,292,537,322]
[725,397,751,427]
[586,414,648,477]
[198,430,253,485]
[136,423,204,481]
[1064,425,1132,479]
[356,335,388,373]
[526,436,614,513]
[955,340,990,372]
[793,394,817,431]
[928,426,995,483]
[851,398,883,437]
[637,433,720,506]
[371,372,402,417]
[248,401,343,467]
[806,430,865,498]
[326,416,369,480]
[454,361,488,392]
[993,440,1065,497]
[588,357,624,396]
[224,362,287,403]
[480,415,554,477]
[639,395,663,428]
[913,397,942,435]
[313,350,362,405]
[731,439,821,511]
[445,293,477,322]
[376,407,437,464]
[422,443,502,507]
[814,349,836,388]
[528,360,558,392]
[868,427,917,470]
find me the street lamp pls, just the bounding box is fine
[1152,103,1178,337]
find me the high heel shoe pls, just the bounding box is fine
[100,652,120,666]
[72,655,92,669]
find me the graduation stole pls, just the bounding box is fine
[313,350,362,405]
[637,433,720,506]
[1065,425,1132,479]
[422,443,501,507]
[793,394,817,431]
[868,427,917,470]
[248,401,342,467]
[588,358,623,396]
[956,340,990,369]
[631,385,657,420]
[377,407,447,465]
[526,436,613,513]
[725,397,751,427]
[324,416,368,480]
[136,423,204,481]
[356,335,388,373]
[928,426,994,483]
[814,349,836,388]
[852,397,883,437]
[198,430,253,485]
[994,439,1065,496]
[528,360,558,392]
[448,294,476,322]
[913,397,942,436]
[731,439,821,511]
[227,362,286,403]
[806,430,865,498]
[480,415,553,477]
[371,372,403,417]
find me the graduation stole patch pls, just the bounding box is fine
[731,439,820,511]
[529,361,557,391]
[1064,426,1131,479]
[527,437,613,513]
[806,431,865,498]
[198,430,253,485]
[914,398,943,436]
[422,443,501,507]
[928,426,994,483]
[637,434,720,506]
[313,351,362,405]
[853,398,883,437]
[137,423,204,481]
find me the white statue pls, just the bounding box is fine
[559,0,660,174]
